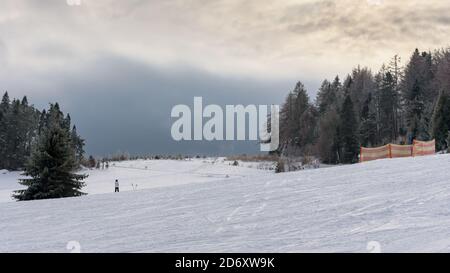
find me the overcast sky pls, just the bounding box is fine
[1,0,450,155]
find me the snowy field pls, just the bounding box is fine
[0,158,271,203]
[1,155,450,252]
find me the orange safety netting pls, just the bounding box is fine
[360,145,390,162]
[360,140,435,162]
[412,139,436,157]
[390,144,413,158]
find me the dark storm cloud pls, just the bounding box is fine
[9,53,295,156]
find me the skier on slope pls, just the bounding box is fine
[115,179,120,192]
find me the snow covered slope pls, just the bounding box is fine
[0,158,269,203]
[1,154,450,252]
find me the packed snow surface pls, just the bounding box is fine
[1,155,450,252]
[0,158,269,203]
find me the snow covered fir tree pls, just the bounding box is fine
[13,103,87,201]
[0,95,87,201]
[14,103,87,200]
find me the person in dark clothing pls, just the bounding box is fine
[115,179,119,192]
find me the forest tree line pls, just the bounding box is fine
[277,48,450,164]
[0,92,85,171]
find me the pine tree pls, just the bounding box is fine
[331,76,343,105]
[316,80,334,115]
[0,93,41,170]
[434,50,450,94]
[279,82,317,155]
[388,55,403,86]
[379,71,398,143]
[317,107,340,163]
[432,92,450,151]
[347,66,376,122]
[360,92,378,147]
[21,98,40,162]
[38,110,47,135]
[21,96,28,106]
[417,103,433,141]
[1,92,9,109]
[389,55,406,139]
[64,114,72,131]
[0,92,9,168]
[8,100,23,169]
[402,49,435,143]
[71,125,85,167]
[316,76,342,115]
[406,80,424,141]
[13,107,87,201]
[339,95,360,163]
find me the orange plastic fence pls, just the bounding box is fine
[360,145,390,162]
[360,140,435,162]
[390,144,413,158]
[412,139,436,157]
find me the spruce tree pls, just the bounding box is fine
[279,81,317,155]
[1,92,9,109]
[316,80,334,115]
[8,100,23,169]
[38,110,47,135]
[0,93,41,170]
[71,125,85,167]
[331,76,343,105]
[360,92,378,147]
[433,92,450,151]
[347,66,375,123]
[403,49,435,143]
[379,71,398,143]
[339,95,360,163]
[317,107,340,163]
[21,96,28,106]
[0,92,8,168]
[13,104,87,201]
[64,113,71,131]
